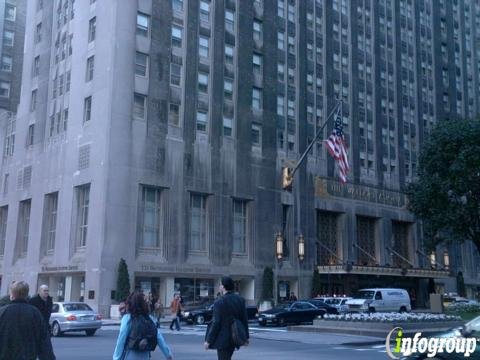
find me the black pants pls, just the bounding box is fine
[217,347,235,360]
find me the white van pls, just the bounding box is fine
[346,288,411,313]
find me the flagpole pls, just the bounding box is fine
[290,100,342,178]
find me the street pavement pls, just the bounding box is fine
[50,325,389,359]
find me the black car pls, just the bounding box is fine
[183,304,258,325]
[258,301,336,327]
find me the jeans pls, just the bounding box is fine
[169,315,180,330]
[217,347,235,360]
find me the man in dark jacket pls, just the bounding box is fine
[204,276,249,360]
[0,281,56,360]
[29,284,53,330]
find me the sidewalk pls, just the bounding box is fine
[102,315,176,327]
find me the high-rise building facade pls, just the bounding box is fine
[0,0,26,113]
[0,0,479,315]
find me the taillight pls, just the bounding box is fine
[66,315,77,321]
[95,314,102,320]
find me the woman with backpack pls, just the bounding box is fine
[113,292,173,360]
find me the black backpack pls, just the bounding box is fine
[225,299,248,348]
[127,315,158,351]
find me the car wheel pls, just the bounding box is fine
[52,322,62,337]
[85,329,96,336]
[399,306,407,313]
[195,315,205,325]
[278,318,285,327]
[318,310,326,319]
[368,307,375,313]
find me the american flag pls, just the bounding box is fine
[325,114,350,183]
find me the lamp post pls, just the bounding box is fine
[274,232,283,305]
[297,234,305,298]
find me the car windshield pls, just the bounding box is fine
[325,298,341,305]
[354,291,375,299]
[465,316,480,332]
[63,303,93,312]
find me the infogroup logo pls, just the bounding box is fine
[385,327,477,359]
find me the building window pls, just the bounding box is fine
[392,221,411,268]
[253,53,262,74]
[253,20,262,42]
[317,211,339,265]
[3,115,15,157]
[190,194,207,252]
[170,62,181,86]
[196,110,207,132]
[277,95,285,116]
[169,103,180,126]
[42,192,58,253]
[251,124,261,146]
[225,9,235,32]
[225,44,234,64]
[35,23,42,43]
[199,36,209,58]
[5,4,16,21]
[0,81,10,98]
[83,96,92,122]
[223,116,232,136]
[277,62,285,82]
[277,31,285,50]
[199,0,210,23]
[3,30,14,47]
[252,87,262,110]
[224,78,233,100]
[66,70,71,92]
[171,25,183,48]
[1,55,12,72]
[135,52,149,77]
[37,0,43,11]
[356,216,377,266]
[136,12,150,37]
[278,0,285,17]
[16,199,31,257]
[27,124,35,146]
[85,56,94,81]
[133,93,147,120]
[172,0,183,12]
[198,72,209,93]
[139,186,162,248]
[74,184,90,248]
[233,200,247,254]
[58,74,64,95]
[88,17,96,42]
[3,174,8,194]
[33,56,40,76]
[63,108,69,131]
[0,206,7,256]
[30,90,38,112]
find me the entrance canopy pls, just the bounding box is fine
[317,264,451,278]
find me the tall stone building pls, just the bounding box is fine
[0,0,479,315]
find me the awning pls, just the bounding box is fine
[317,265,451,278]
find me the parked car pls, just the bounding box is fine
[305,299,339,315]
[258,301,334,327]
[183,304,258,325]
[346,288,411,313]
[402,315,480,359]
[50,302,102,337]
[322,297,353,314]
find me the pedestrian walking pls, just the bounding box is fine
[169,293,182,331]
[0,281,56,360]
[154,299,164,327]
[113,292,173,360]
[204,276,249,360]
[29,284,54,332]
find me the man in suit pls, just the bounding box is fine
[204,276,249,360]
[29,284,54,331]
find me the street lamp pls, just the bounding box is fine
[274,232,283,305]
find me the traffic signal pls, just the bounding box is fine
[281,166,293,191]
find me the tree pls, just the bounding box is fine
[261,267,273,301]
[311,269,322,297]
[406,118,480,255]
[115,258,130,302]
[457,272,466,298]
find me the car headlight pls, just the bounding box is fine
[361,303,368,309]
[183,312,190,317]
[264,314,276,319]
